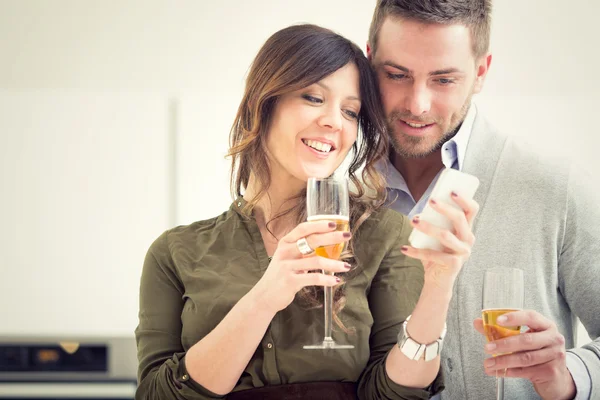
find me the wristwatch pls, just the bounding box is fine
[397,315,447,362]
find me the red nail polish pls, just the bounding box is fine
[328,222,336,228]
[401,246,408,251]
[430,198,437,205]
[335,277,341,283]
[343,232,351,238]
[344,262,351,269]
[412,218,419,224]
[451,191,458,197]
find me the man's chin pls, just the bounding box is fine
[396,148,437,159]
[391,135,441,159]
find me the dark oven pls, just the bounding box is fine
[0,336,136,400]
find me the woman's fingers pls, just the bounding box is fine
[294,271,342,289]
[410,217,471,255]
[426,198,475,245]
[277,221,351,259]
[301,231,351,257]
[449,191,480,227]
[287,257,351,274]
[282,220,338,243]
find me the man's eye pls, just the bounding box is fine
[437,78,455,85]
[302,94,322,103]
[386,73,406,80]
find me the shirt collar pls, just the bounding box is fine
[376,103,477,191]
[441,103,476,170]
[375,156,408,192]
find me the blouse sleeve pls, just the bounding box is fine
[134,231,225,400]
[357,211,444,399]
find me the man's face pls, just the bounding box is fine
[370,17,490,158]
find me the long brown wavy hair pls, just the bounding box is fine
[228,24,389,331]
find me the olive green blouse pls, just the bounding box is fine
[135,200,443,399]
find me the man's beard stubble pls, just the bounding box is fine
[388,95,473,159]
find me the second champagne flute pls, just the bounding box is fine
[482,267,524,400]
[303,177,353,350]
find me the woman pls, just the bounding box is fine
[135,24,477,400]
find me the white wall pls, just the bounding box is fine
[0,91,171,336]
[1,0,596,346]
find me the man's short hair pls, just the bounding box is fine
[369,0,492,59]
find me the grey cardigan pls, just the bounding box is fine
[437,112,600,399]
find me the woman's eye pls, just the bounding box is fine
[344,110,359,119]
[302,94,323,103]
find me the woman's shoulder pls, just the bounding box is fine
[360,206,411,234]
[353,206,412,255]
[148,206,239,256]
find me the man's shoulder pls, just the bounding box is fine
[469,112,573,180]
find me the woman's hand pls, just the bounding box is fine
[250,220,352,314]
[401,192,479,290]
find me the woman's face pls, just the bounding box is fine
[266,63,361,186]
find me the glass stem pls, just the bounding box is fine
[496,376,504,400]
[324,285,333,341]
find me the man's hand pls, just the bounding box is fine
[474,310,576,400]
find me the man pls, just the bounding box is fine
[367,1,600,399]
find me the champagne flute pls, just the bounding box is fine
[482,268,524,400]
[303,177,353,350]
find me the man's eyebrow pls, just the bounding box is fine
[383,61,410,73]
[429,68,463,76]
[383,62,463,76]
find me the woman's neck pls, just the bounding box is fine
[243,173,305,240]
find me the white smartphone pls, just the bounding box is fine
[408,168,480,251]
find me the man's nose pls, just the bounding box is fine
[405,83,431,117]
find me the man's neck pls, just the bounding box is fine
[391,149,444,203]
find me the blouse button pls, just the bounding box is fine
[237,202,242,207]
[267,343,273,349]
[181,374,189,381]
